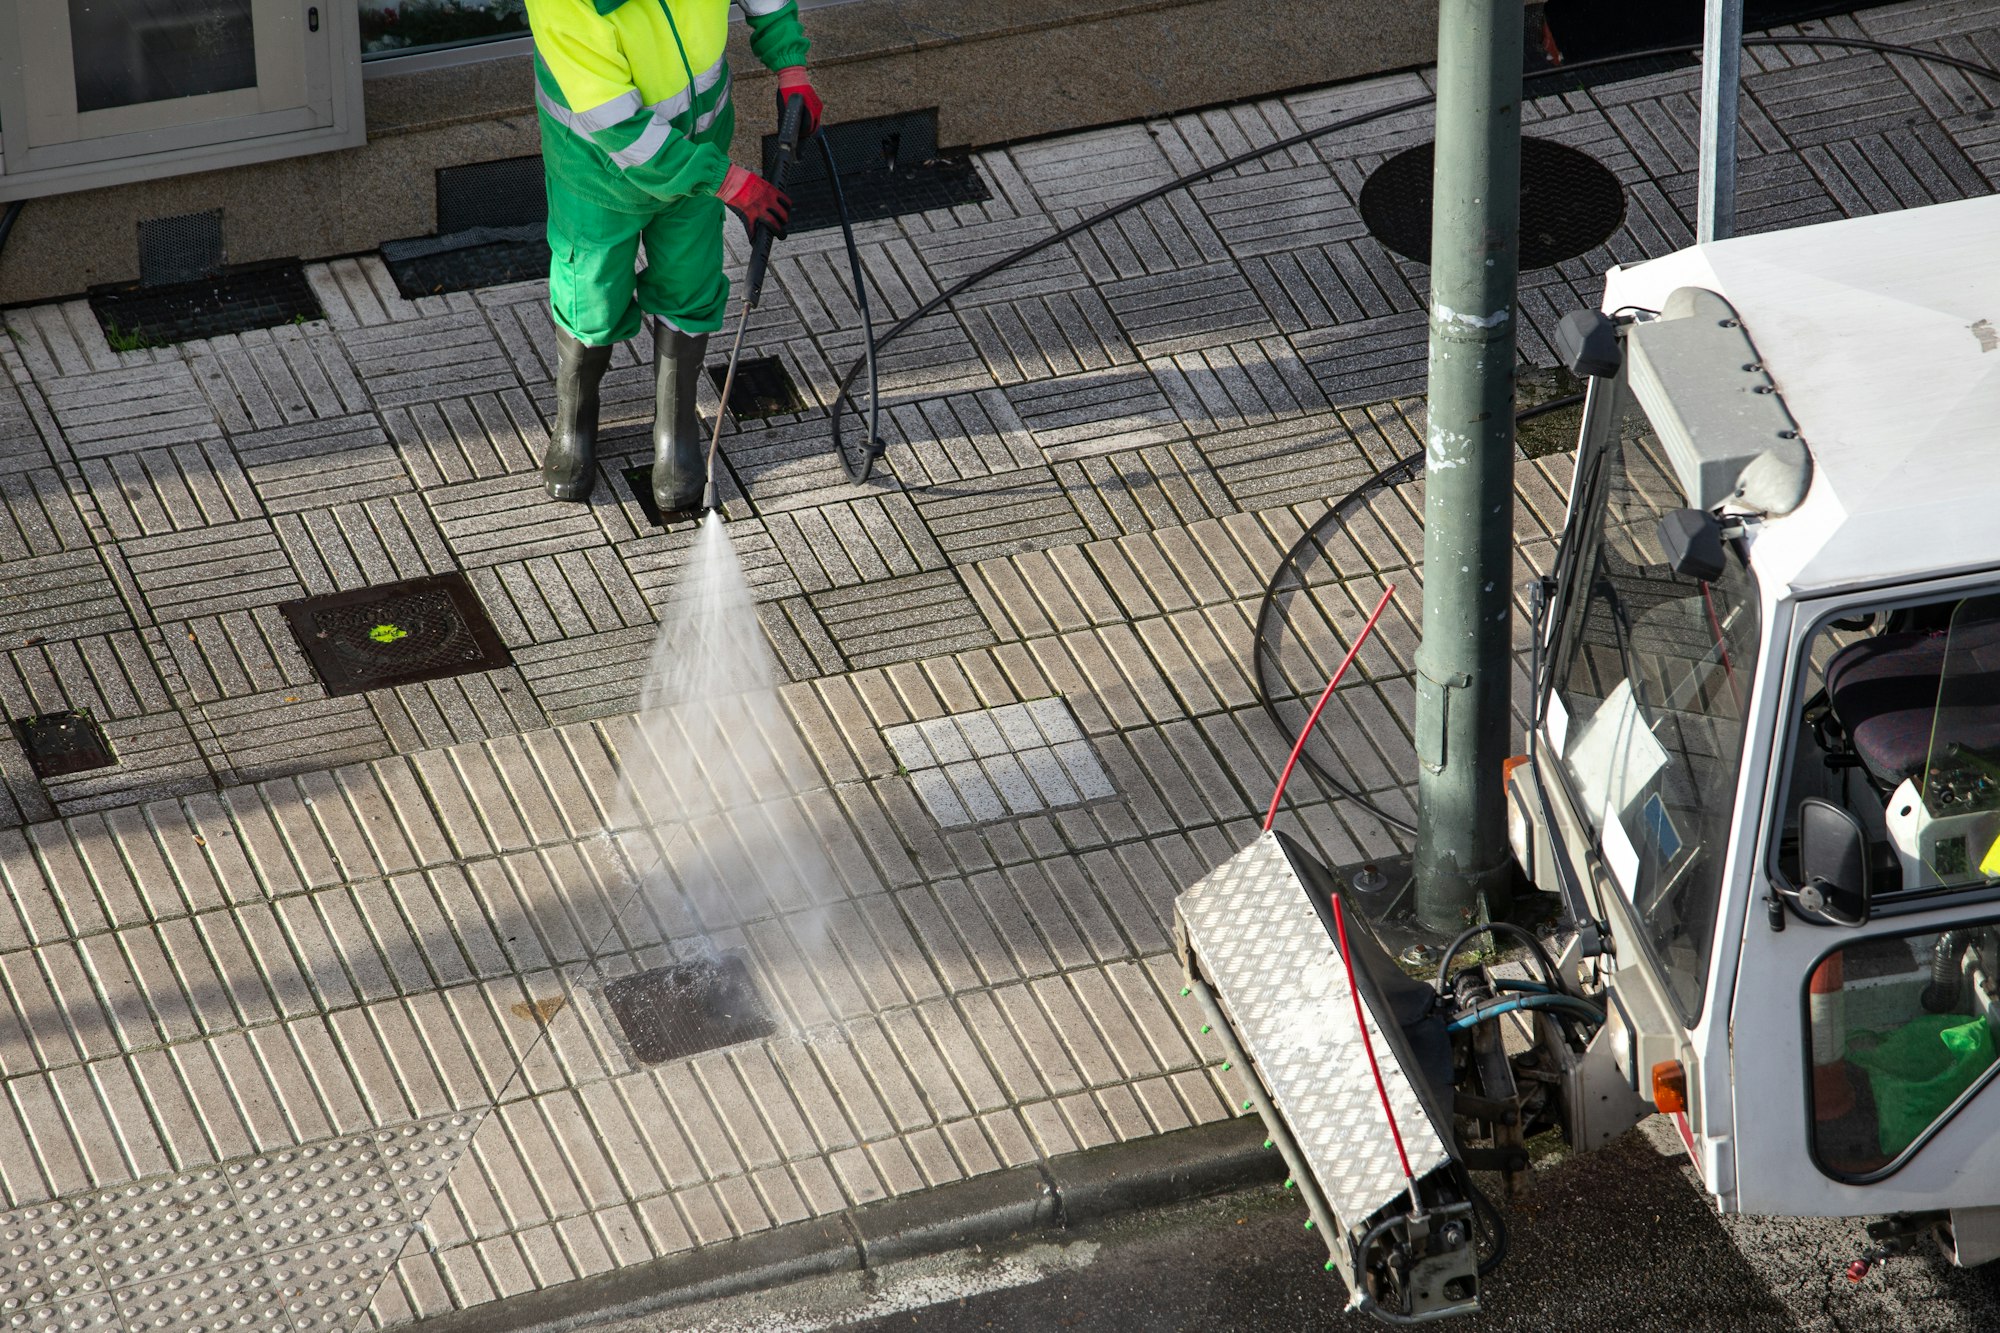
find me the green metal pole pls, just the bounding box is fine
[1413,0,1521,930]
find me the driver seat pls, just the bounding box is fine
[1825,620,2000,790]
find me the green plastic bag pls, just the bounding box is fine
[1849,1014,1998,1156]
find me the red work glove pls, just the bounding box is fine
[717,164,792,239]
[776,66,823,140]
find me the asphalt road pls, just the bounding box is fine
[629,1119,2000,1333]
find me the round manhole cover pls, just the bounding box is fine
[1357,137,1625,269]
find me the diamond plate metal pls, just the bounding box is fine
[1176,832,1451,1228]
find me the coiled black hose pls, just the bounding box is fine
[821,35,2000,830]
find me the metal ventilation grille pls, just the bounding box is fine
[137,210,225,288]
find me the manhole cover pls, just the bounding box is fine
[602,955,775,1065]
[709,356,805,422]
[1357,137,1626,269]
[277,572,512,697]
[11,710,115,779]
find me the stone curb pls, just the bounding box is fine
[405,1116,1280,1331]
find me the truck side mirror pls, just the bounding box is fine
[1556,309,1621,378]
[1659,508,1725,582]
[1797,798,1870,926]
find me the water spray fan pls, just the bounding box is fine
[701,92,809,514]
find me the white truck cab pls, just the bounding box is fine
[1175,191,2000,1322]
[1522,190,2000,1240]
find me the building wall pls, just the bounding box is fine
[0,0,1439,305]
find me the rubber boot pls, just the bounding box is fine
[544,329,615,501]
[650,323,712,516]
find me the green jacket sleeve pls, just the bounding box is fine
[741,0,811,72]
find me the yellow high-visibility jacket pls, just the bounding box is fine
[527,0,808,209]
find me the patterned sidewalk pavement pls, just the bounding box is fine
[1,3,1997,1328]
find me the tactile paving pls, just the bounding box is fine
[371,1115,480,1212]
[111,1253,293,1332]
[272,1228,409,1332]
[0,1202,107,1329]
[70,1169,249,1289]
[225,1136,405,1256]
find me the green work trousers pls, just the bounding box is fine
[544,146,733,346]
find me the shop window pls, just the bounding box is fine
[361,0,528,57]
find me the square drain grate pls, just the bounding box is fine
[621,464,728,528]
[765,108,990,233]
[12,710,116,779]
[277,572,512,697]
[603,956,775,1065]
[89,260,324,348]
[384,239,549,300]
[709,356,805,421]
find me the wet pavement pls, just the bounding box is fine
[0,2,1998,1327]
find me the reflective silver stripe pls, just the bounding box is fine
[692,68,732,134]
[536,82,647,141]
[609,112,676,168]
[739,0,790,14]
[568,89,644,134]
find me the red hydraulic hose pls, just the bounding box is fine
[1263,584,1397,832]
[1333,890,1417,1186]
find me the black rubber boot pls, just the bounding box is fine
[544,329,614,502]
[650,323,712,516]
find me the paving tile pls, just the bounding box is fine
[344,309,519,408]
[808,571,995,672]
[42,362,222,459]
[908,466,1092,565]
[1004,366,1186,460]
[0,548,131,644]
[1101,262,1278,359]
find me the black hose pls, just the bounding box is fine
[1468,1176,1508,1278]
[1437,920,1566,995]
[819,33,2000,828]
[817,135,885,479]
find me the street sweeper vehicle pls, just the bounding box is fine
[1174,189,2000,1322]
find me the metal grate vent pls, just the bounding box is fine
[1357,136,1626,270]
[436,156,548,235]
[90,260,324,349]
[764,108,990,233]
[277,573,512,697]
[137,210,225,288]
[602,956,775,1065]
[11,710,116,779]
[710,356,805,422]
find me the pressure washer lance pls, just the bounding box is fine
[701,93,808,514]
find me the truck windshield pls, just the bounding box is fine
[1546,384,1761,1023]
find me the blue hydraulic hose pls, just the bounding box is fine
[1445,992,1605,1033]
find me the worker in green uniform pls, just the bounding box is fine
[525,0,823,511]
